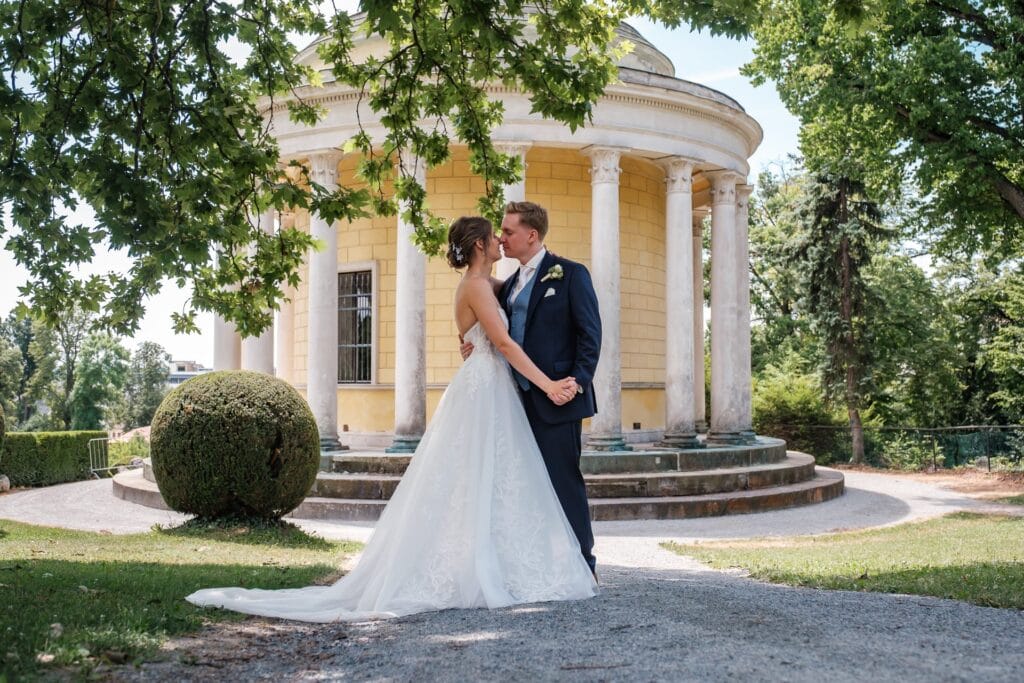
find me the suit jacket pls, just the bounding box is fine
[500,251,601,425]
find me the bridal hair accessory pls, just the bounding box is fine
[452,245,464,262]
[540,264,564,282]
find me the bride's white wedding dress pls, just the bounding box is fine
[186,310,597,622]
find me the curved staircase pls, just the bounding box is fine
[113,437,844,521]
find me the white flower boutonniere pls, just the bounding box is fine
[540,264,564,282]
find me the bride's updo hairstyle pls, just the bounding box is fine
[447,216,493,269]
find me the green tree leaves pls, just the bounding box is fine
[745,0,1024,257]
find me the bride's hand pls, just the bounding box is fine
[546,377,576,406]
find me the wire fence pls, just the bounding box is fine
[758,424,1024,470]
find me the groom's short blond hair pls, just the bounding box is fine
[505,201,548,240]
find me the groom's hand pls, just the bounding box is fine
[459,337,474,360]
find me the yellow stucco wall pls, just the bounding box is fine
[288,147,672,435]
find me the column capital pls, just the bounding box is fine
[705,170,745,205]
[493,141,532,158]
[307,150,343,186]
[736,184,754,213]
[585,146,623,184]
[692,207,710,233]
[662,157,695,194]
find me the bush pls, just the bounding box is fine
[108,434,150,467]
[150,371,320,519]
[753,364,844,463]
[878,432,944,471]
[0,403,5,451]
[0,431,108,486]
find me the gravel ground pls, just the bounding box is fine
[3,471,1023,681]
[107,556,1024,682]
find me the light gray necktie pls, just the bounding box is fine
[511,265,533,303]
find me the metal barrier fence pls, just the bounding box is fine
[757,424,1024,469]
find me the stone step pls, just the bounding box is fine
[589,470,845,521]
[329,437,789,476]
[291,470,845,522]
[311,454,816,500]
[113,464,844,522]
[330,454,412,475]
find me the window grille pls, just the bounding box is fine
[338,270,373,383]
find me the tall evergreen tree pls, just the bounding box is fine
[794,169,886,463]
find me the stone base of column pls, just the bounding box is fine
[695,420,709,434]
[385,435,421,453]
[319,436,347,452]
[657,431,704,449]
[706,430,757,447]
[586,434,633,452]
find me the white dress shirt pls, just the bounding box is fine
[510,248,547,304]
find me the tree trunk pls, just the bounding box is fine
[847,367,866,464]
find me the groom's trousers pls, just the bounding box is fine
[521,391,596,571]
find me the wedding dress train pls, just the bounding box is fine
[186,311,597,622]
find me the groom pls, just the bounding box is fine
[465,201,602,573]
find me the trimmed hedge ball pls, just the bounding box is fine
[150,371,320,519]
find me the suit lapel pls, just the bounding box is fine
[524,251,555,329]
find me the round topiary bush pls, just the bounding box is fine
[150,371,320,519]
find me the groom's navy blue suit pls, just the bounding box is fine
[500,249,601,571]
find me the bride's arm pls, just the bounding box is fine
[465,280,574,399]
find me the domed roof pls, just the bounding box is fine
[294,11,674,78]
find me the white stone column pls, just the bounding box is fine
[213,314,241,371]
[275,211,297,384]
[585,147,629,451]
[707,170,746,445]
[240,207,276,375]
[736,184,755,441]
[494,142,530,280]
[692,208,709,433]
[658,158,701,449]
[307,151,345,451]
[388,155,428,453]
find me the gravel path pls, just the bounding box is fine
[3,470,1023,681]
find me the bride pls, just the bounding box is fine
[186,216,598,622]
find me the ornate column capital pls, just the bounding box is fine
[307,150,343,187]
[705,170,744,206]
[662,157,696,194]
[736,184,754,215]
[692,207,710,233]
[493,141,532,159]
[585,146,623,185]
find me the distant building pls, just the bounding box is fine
[167,360,212,387]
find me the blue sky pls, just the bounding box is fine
[0,14,800,366]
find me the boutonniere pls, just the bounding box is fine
[540,264,564,282]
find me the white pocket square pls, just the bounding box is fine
[544,287,556,298]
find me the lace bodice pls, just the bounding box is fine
[462,308,507,359]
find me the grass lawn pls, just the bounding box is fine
[665,512,1024,609]
[0,518,361,679]
[997,494,1024,505]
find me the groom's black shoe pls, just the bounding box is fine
[591,569,599,585]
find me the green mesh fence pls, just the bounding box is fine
[757,425,1024,469]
